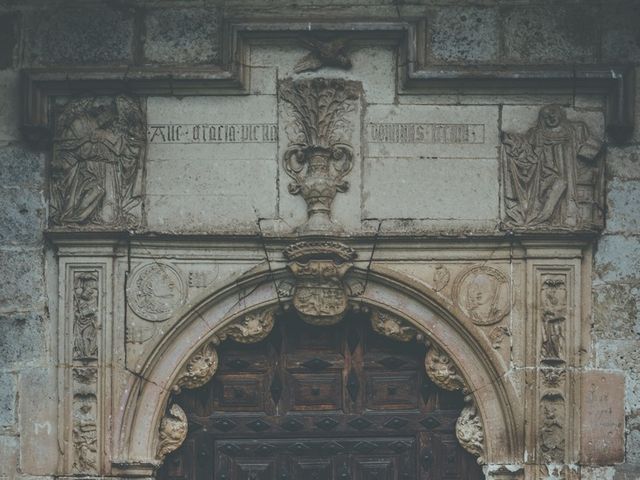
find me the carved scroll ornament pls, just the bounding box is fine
[284,241,356,326]
[51,95,145,228]
[173,342,218,393]
[501,104,604,230]
[157,404,188,461]
[280,78,360,233]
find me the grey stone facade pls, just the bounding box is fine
[0,1,639,479]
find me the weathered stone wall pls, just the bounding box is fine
[0,1,639,479]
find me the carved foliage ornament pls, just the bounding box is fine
[424,343,468,394]
[501,104,604,230]
[284,241,356,326]
[157,404,188,461]
[51,95,145,228]
[279,78,360,233]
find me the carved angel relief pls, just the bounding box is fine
[279,78,361,233]
[284,241,356,326]
[50,95,145,228]
[501,105,604,230]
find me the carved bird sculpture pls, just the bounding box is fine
[294,37,352,73]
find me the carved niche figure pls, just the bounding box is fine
[501,105,604,230]
[279,78,360,233]
[73,271,99,361]
[540,276,568,364]
[294,37,352,73]
[72,393,98,473]
[284,241,356,326]
[50,95,145,228]
[539,392,566,462]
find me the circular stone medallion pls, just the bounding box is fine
[453,266,510,326]
[127,262,186,322]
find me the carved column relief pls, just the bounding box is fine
[532,267,576,467]
[279,78,361,233]
[64,268,102,474]
[50,95,146,229]
[501,105,604,230]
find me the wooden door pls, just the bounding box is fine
[158,311,483,480]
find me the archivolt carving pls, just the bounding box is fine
[217,307,276,344]
[456,395,485,464]
[425,343,468,393]
[173,342,218,393]
[370,308,418,342]
[156,404,188,462]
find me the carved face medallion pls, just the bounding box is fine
[127,262,187,322]
[453,266,510,326]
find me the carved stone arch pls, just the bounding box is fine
[113,263,522,476]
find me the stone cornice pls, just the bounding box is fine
[21,19,635,144]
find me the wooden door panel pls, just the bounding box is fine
[158,313,484,480]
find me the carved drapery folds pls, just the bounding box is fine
[156,404,188,462]
[284,241,356,326]
[173,341,219,393]
[279,78,360,233]
[218,307,276,344]
[51,95,145,228]
[501,104,604,230]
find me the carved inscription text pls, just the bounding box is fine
[368,123,485,144]
[148,124,277,144]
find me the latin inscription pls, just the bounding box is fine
[148,123,278,144]
[368,123,485,144]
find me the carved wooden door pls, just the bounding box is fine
[158,312,483,480]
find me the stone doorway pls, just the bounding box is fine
[157,311,483,480]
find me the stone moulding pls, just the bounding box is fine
[116,265,514,475]
[21,21,635,143]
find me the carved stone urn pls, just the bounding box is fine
[279,78,360,234]
[283,143,353,233]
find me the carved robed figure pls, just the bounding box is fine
[501,105,603,230]
[51,96,145,227]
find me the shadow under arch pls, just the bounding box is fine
[113,263,523,475]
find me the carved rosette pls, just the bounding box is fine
[157,404,188,461]
[173,342,218,393]
[456,396,486,464]
[370,308,418,342]
[279,78,360,233]
[218,307,276,344]
[424,344,468,393]
[284,241,356,326]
